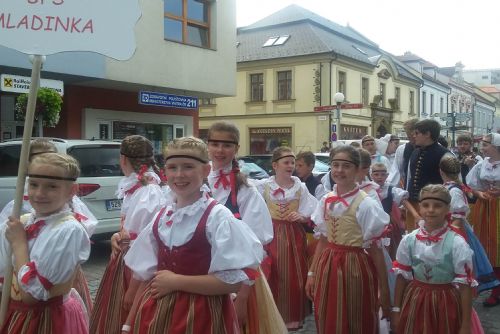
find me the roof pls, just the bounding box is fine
[397,52,437,68]
[238,4,378,48]
[480,86,500,93]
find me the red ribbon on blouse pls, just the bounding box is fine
[214,170,231,190]
[21,261,53,290]
[272,188,285,198]
[25,220,46,241]
[416,226,448,243]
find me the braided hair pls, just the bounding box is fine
[120,135,164,186]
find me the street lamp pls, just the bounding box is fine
[334,92,345,141]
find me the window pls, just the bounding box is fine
[422,91,427,115]
[250,73,264,101]
[430,94,434,115]
[361,78,369,106]
[164,0,210,48]
[199,98,215,105]
[379,83,386,107]
[410,91,415,114]
[277,71,292,100]
[395,87,401,108]
[440,97,444,113]
[263,35,290,47]
[338,71,346,96]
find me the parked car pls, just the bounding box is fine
[240,154,330,177]
[238,160,269,179]
[0,138,123,239]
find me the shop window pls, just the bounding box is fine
[164,0,210,48]
[249,127,292,154]
[250,73,264,102]
[277,71,292,100]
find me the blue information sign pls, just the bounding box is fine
[139,91,198,109]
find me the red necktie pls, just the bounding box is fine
[214,170,230,190]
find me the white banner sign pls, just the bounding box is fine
[1,74,64,95]
[0,0,141,60]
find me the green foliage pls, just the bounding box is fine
[15,88,63,128]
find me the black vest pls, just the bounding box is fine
[408,142,448,201]
[224,189,241,219]
[381,186,393,214]
[303,174,321,197]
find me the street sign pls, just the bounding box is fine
[454,113,472,121]
[331,124,337,132]
[0,0,141,60]
[314,103,363,112]
[139,91,198,109]
[331,132,337,141]
[1,74,64,96]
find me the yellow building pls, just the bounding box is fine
[199,5,422,154]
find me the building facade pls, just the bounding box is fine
[0,0,236,154]
[199,5,421,154]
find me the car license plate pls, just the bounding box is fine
[105,199,122,211]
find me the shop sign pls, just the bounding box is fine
[1,74,63,95]
[0,0,141,60]
[139,91,198,110]
[250,127,292,135]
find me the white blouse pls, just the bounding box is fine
[0,206,90,300]
[311,186,390,248]
[208,165,273,245]
[466,157,500,192]
[124,196,263,285]
[252,176,318,217]
[393,221,477,287]
[378,182,409,206]
[358,180,382,203]
[116,171,166,236]
[444,182,470,220]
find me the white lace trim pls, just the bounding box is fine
[26,205,72,226]
[116,173,139,199]
[213,269,250,285]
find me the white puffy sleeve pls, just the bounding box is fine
[388,145,404,186]
[357,197,390,248]
[449,188,469,220]
[0,223,10,287]
[392,234,413,280]
[311,194,328,238]
[124,220,159,281]
[206,205,264,285]
[466,162,485,191]
[71,196,98,237]
[391,187,409,206]
[247,178,268,196]
[314,184,328,201]
[123,184,166,234]
[298,183,318,217]
[452,234,477,287]
[17,221,90,301]
[238,186,273,245]
[0,199,33,227]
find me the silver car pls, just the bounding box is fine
[0,138,122,239]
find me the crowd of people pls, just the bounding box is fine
[0,118,498,334]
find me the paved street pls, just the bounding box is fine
[83,240,500,334]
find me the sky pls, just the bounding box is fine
[236,0,499,70]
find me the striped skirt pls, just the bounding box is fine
[89,244,131,334]
[73,264,93,314]
[471,197,500,267]
[266,219,309,329]
[313,243,379,334]
[397,280,461,334]
[1,293,88,334]
[131,286,239,334]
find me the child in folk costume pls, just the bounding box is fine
[122,137,263,334]
[356,148,381,200]
[206,121,285,333]
[440,156,500,294]
[370,162,421,259]
[0,153,90,334]
[90,135,165,334]
[306,145,391,334]
[252,146,318,330]
[391,184,476,334]
[466,133,500,307]
[0,138,97,313]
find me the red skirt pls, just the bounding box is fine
[89,245,131,334]
[132,285,239,334]
[265,219,309,328]
[1,295,87,334]
[313,243,379,334]
[397,280,461,334]
[73,264,93,314]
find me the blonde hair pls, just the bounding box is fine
[29,152,80,180]
[29,138,57,160]
[164,136,209,163]
[419,184,451,204]
[272,146,294,162]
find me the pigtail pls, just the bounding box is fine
[232,158,249,190]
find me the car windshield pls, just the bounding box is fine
[313,159,330,173]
